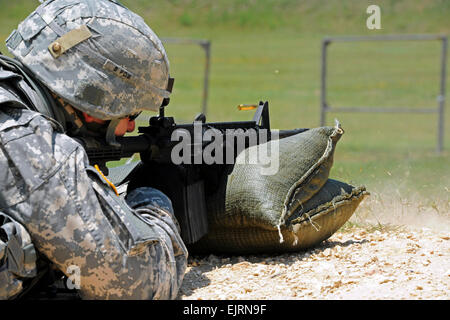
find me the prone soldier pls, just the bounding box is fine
[0,0,187,299]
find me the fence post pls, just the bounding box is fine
[162,38,211,117]
[319,34,447,152]
[201,41,211,116]
[320,39,330,126]
[438,36,447,153]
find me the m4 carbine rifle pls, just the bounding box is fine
[81,93,307,244]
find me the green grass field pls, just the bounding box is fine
[1,0,449,212]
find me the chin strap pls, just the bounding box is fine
[53,92,121,144]
[52,94,84,134]
[105,118,121,147]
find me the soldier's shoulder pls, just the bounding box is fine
[0,96,60,134]
[0,81,28,109]
[0,76,38,129]
[0,105,81,161]
[0,105,40,132]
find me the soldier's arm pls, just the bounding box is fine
[0,111,187,299]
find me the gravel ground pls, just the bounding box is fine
[178,212,449,300]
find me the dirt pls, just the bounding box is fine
[178,198,450,300]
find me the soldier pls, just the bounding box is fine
[0,0,187,299]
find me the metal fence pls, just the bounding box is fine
[320,34,448,153]
[162,38,211,116]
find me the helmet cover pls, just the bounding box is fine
[6,0,170,120]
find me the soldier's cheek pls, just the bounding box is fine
[127,120,135,133]
[114,119,128,136]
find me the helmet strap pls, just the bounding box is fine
[52,94,84,135]
[105,119,121,147]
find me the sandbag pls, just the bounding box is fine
[204,124,343,230]
[189,179,368,254]
[188,123,368,254]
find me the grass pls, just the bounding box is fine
[1,0,449,209]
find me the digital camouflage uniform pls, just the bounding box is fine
[0,0,187,299]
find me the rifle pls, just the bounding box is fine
[80,98,307,244]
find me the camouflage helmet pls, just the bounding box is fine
[5,0,171,120]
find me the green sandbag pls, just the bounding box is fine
[189,179,368,254]
[188,123,368,254]
[204,124,343,230]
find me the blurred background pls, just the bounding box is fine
[1,0,449,229]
